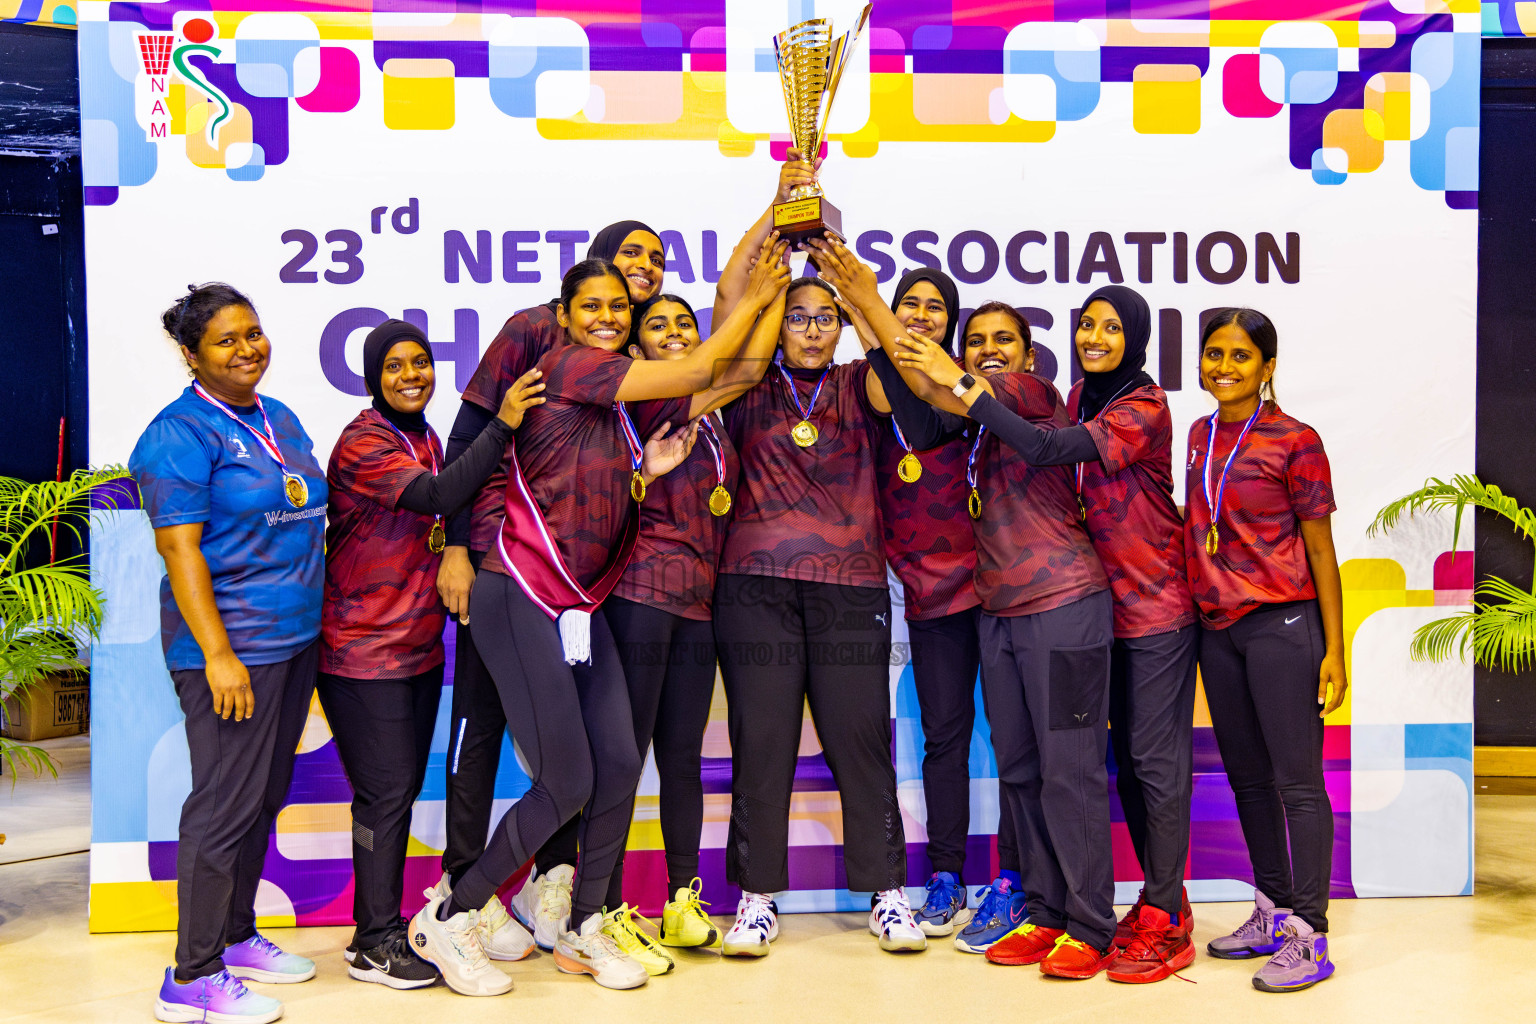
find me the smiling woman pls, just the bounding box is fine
[129,283,328,1024]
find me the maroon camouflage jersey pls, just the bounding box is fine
[321,409,446,678]
[875,418,979,621]
[480,341,688,589]
[1067,382,1196,638]
[973,373,1108,616]
[611,414,740,620]
[1184,403,1335,630]
[460,303,562,553]
[719,360,887,589]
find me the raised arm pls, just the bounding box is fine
[690,284,787,419]
[711,150,818,324]
[808,238,990,417]
[617,235,791,403]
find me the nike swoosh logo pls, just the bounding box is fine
[1285,615,1302,625]
[362,953,389,972]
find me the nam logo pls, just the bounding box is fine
[134,32,173,142]
[136,18,234,148]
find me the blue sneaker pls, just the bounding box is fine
[154,968,282,1023]
[953,878,1028,953]
[222,932,316,984]
[914,872,968,936]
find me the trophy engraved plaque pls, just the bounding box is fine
[771,4,871,244]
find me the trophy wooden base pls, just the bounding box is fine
[771,194,844,246]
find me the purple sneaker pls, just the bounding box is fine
[1252,917,1334,992]
[222,932,316,984]
[1207,890,1291,960]
[154,968,283,1024]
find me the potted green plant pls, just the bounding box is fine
[1,467,128,779]
[1368,474,1536,670]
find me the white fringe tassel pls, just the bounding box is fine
[557,609,592,665]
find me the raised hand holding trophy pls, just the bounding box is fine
[771,4,872,245]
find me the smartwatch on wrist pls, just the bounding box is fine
[951,372,978,398]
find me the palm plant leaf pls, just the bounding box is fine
[1,467,128,779]
[1468,577,1536,674]
[1367,474,1536,551]
[1408,610,1476,664]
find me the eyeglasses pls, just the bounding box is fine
[783,313,840,333]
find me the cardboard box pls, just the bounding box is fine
[1,671,90,741]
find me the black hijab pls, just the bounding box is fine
[586,220,661,262]
[889,267,960,354]
[363,319,433,432]
[1076,284,1155,421]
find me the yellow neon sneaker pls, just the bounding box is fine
[660,878,720,948]
[598,904,675,977]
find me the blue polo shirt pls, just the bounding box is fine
[129,386,327,671]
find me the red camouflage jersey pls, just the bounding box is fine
[719,360,888,589]
[480,341,688,589]
[973,373,1108,616]
[1068,382,1196,638]
[1184,402,1336,630]
[611,414,740,620]
[460,303,563,553]
[321,409,446,678]
[875,419,979,621]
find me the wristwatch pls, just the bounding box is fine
[951,372,978,398]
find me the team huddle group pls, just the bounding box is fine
[131,153,1347,1024]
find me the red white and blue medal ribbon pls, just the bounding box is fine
[1201,404,1262,555]
[698,415,732,516]
[192,381,308,508]
[892,416,922,483]
[775,355,831,448]
[616,402,646,502]
[380,416,446,553]
[966,426,987,520]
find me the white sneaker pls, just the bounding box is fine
[407,892,512,997]
[722,891,779,958]
[433,872,535,962]
[511,864,573,952]
[868,888,927,952]
[553,913,649,990]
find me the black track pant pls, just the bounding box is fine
[907,607,1018,880]
[1200,599,1332,933]
[171,642,318,981]
[317,665,443,948]
[441,550,503,887]
[980,591,1116,952]
[452,571,641,926]
[1107,627,1199,916]
[603,596,717,908]
[715,573,905,895]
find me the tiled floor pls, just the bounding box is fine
[2,739,1534,1023]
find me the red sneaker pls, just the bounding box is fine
[1107,905,1196,984]
[1116,887,1195,945]
[985,923,1064,966]
[1113,890,1148,948]
[1039,935,1117,979]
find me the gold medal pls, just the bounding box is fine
[709,485,733,517]
[631,471,647,503]
[283,473,307,509]
[968,487,983,521]
[1078,496,1088,522]
[428,521,446,554]
[897,452,922,483]
[1206,524,1219,556]
[792,419,819,448]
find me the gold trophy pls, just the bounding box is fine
[771,4,871,244]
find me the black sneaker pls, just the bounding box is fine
[347,933,440,990]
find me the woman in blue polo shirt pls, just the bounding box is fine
[131,284,327,1024]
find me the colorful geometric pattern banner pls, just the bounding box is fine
[81,0,1478,932]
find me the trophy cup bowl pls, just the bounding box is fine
[771,4,871,245]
